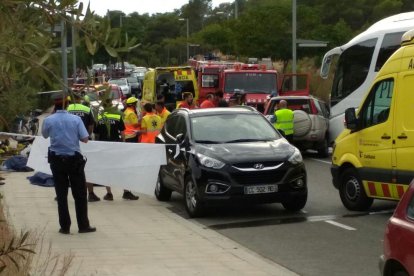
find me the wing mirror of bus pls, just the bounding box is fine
[344,108,358,130]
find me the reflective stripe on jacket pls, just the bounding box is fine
[123,107,139,139]
[274,108,294,135]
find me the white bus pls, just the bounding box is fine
[320,12,414,144]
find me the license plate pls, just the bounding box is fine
[244,184,278,194]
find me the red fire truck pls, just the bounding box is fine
[221,63,278,113]
[189,59,241,104]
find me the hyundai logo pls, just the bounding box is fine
[253,163,264,170]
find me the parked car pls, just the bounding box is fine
[379,180,414,276]
[155,107,307,217]
[92,63,107,71]
[264,95,330,157]
[126,76,141,97]
[108,78,130,97]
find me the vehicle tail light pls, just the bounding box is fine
[309,100,318,114]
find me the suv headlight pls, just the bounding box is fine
[197,153,225,169]
[288,147,303,164]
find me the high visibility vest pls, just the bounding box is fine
[158,107,170,127]
[67,103,93,128]
[140,112,162,143]
[97,112,122,140]
[274,108,294,136]
[123,107,139,139]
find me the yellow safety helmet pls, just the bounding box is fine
[126,96,138,104]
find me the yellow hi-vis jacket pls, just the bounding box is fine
[274,108,294,136]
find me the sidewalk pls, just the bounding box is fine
[1,171,298,276]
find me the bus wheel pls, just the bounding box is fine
[339,168,373,211]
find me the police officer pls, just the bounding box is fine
[274,99,294,143]
[67,92,100,202]
[42,93,96,234]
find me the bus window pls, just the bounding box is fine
[331,38,377,107]
[375,32,405,71]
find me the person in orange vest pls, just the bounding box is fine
[140,103,162,143]
[123,97,141,143]
[155,101,170,128]
[178,92,197,109]
[200,93,216,109]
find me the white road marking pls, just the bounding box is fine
[369,210,394,215]
[325,220,356,231]
[308,158,331,165]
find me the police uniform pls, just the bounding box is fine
[42,97,95,234]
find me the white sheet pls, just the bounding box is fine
[27,137,167,196]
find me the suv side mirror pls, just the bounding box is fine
[176,133,189,148]
[344,108,358,130]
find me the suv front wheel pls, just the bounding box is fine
[282,189,308,211]
[184,177,204,218]
[155,174,172,201]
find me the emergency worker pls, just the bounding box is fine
[178,92,197,109]
[140,103,162,143]
[274,99,294,142]
[155,101,170,128]
[67,92,100,202]
[200,93,216,108]
[123,97,141,143]
[94,99,139,201]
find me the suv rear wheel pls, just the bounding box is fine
[339,168,373,211]
[317,137,329,158]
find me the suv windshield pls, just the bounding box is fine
[191,113,280,143]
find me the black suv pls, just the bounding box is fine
[155,107,307,217]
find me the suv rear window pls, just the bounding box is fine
[270,99,311,114]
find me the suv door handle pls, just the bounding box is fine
[381,134,391,140]
[397,134,408,139]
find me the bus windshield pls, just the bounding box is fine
[330,38,377,107]
[224,72,277,94]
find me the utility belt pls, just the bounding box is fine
[48,149,87,169]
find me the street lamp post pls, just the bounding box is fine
[179,18,189,61]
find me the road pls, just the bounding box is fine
[164,151,397,276]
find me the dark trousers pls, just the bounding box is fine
[49,154,90,231]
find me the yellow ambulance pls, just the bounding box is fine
[142,66,198,110]
[331,29,414,211]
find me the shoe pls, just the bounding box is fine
[59,228,70,235]
[88,193,100,202]
[122,191,139,200]
[0,177,5,180]
[103,193,113,201]
[0,182,4,185]
[78,226,96,233]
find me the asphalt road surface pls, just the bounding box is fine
[164,151,397,276]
